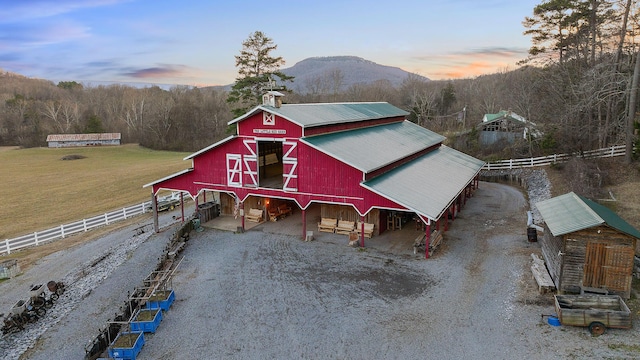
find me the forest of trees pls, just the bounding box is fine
[0,0,638,163]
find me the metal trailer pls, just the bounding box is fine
[554,294,632,336]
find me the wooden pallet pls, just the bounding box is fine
[531,253,555,294]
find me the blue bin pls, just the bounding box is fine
[548,316,561,327]
[108,331,144,360]
[146,289,175,311]
[130,308,163,333]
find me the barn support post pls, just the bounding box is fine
[301,209,307,240]
[444,208,450,231]
[151,192,159,233]
[360,215,365,247]
[195,196,199,216]
[203,191,207,203]
[180,192,185,223]
[425,222,431,259]
[240,201,245,231]
[435,217,440,232]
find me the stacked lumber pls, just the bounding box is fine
[531,253,555,294]
[429,231,443,256]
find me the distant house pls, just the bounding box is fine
[536,192,640,299]
[46,133,121,148]
[477,110,539,146]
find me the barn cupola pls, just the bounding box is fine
[262,91,284,108]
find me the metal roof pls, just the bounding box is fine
[46,133,121,141]
[228,102,409,128]
[184,135,236,160]
[143,168,193,188]
[361,145,485,220]
[535,192,640,238]
[301,121,445,173]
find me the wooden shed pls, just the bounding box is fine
[536,192,640,299]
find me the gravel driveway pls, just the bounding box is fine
[3,181,640,359]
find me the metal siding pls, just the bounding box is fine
[303,121,445,172]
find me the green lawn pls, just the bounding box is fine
[0,144,191,239]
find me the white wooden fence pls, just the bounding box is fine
[1,201,152,255]
[483,145,626,170]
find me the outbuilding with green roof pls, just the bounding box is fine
[536,192,639,299]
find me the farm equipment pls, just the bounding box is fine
[554,294,632,336]
[1,280,66,335]
[47,280,66,300]
[148,192,183,212]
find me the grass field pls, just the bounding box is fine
[0,144,190,240]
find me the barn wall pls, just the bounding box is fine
[237,112,303,139]
[479,131,519,146]
[560,225,636,298]
[296,142,404,214]
[540,224,563,287]
[561,237,586,294]
[304,117,403,137]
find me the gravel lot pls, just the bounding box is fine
[2,175,640,359]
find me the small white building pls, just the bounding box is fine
[46,133,121,148]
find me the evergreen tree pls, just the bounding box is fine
[227,31,294,117]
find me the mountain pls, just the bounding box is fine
[279,56,429,93]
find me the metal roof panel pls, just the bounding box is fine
[228,102,409,127]
[301,121,445,172]
[362,145,485,220]
[536,192,604,236]
[577,194,640,238]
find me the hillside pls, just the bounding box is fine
[280,56,429,93]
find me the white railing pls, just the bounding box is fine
[1,201,152,255]
[483,145,626,170]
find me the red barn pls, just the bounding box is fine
[145,92,484,257]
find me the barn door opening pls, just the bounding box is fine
[258,140,283,189]
[583,243,634,292]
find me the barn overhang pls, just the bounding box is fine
[361,145,485,222]
[143,168,199,198]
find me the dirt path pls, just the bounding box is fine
[4,183,640,359]
[138,182,640,359]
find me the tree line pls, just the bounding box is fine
[0,0,638,163]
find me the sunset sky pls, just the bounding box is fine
[0,0,540,87]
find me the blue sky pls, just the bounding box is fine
[0,0,540,87]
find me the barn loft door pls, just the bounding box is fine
[583,243,633,292]
[226,154,242,187]
[282,141,298,191]
[243,139,258,188]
